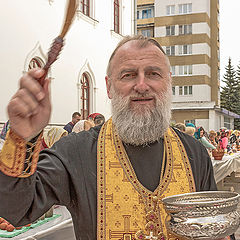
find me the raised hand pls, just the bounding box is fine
[7,69,51,141]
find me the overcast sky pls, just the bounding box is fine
[219,0,240,80]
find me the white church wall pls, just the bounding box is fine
[0,0,134,125]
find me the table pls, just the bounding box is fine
[0,206,76,240]
[211,152,240,183]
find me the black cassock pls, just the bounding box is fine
[0,125,218,240]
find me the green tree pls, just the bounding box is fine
[220,58,238,113]
[234,62,240,129]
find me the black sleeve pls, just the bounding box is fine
[0,136,76,226]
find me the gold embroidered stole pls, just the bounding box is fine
[97,119,196,240]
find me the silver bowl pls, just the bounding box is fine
[162,191,240,239]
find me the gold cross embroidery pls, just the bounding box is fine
[109,215,135,239]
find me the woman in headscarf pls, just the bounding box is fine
[195,127,216,150]
[87,113,105,126]
[72,120,94,133]
[41,127,68,150]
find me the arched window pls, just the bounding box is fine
[80,73,90,119]
[80,0,90,16]
[114,0,120,33]
[28,57,44,70]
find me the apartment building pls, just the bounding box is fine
[137,0,237,131]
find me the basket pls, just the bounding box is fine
[212,149,224,160]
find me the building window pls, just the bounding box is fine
[179,45,192,55]
[179,3,192,14]
[138,29,153,37]
[142,9,152,19]
[79,0,90,16]
[166,46,175,56]
[80,73,90,119]
[182,86,193,95]
[114,0,120,33]
[28,57,44,70]
[179,24,192,35]
[137,10,139,19]
[166,5,175,15]
[179,86,183,95]
[179,86,192,96]
[166,25,175,36]
[141,29,151,37]
[224,117,231,129]
[172,86,176,95]
[189,85,193,94]
[171,66,176,76]
[179,65,192,75]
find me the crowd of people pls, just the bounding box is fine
[174,122,240,157]
[0,112,105,152]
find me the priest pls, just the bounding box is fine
[0,35,231,240]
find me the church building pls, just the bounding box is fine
[0,0,136,127]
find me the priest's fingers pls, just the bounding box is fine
[7,68,52,139]
[8,95,34,118]
[9,88,39,118]
[19,69,46,102]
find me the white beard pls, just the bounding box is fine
[111,86,172,146]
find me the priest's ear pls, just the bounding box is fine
[105,76,112,99]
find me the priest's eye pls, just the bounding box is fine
[146,71,161,79]
[121,73,137,80]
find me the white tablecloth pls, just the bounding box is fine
[211,152,240,183]
[0,206,76,240]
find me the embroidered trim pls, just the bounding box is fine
[0,130,42,178]
[97,122,107,240]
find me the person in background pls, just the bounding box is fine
[63,112,81,133]
[208,130,218,147]
[185,126,195,137]
[215,131,221,145]
[88,113,105,126]
[230,130,238,145]
[195,127,216,150]
[0,120,10,151]
[220,129,229,150]
[174,122,186,132]
[185,122,195,128]
[0,120,10,140]
[185,122,198,138]
[72,120,95,133]
[41,127,68,150]
[0,35,230,240]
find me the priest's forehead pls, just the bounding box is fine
[106,35,167,77]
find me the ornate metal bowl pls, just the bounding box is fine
[162,191,240,239]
